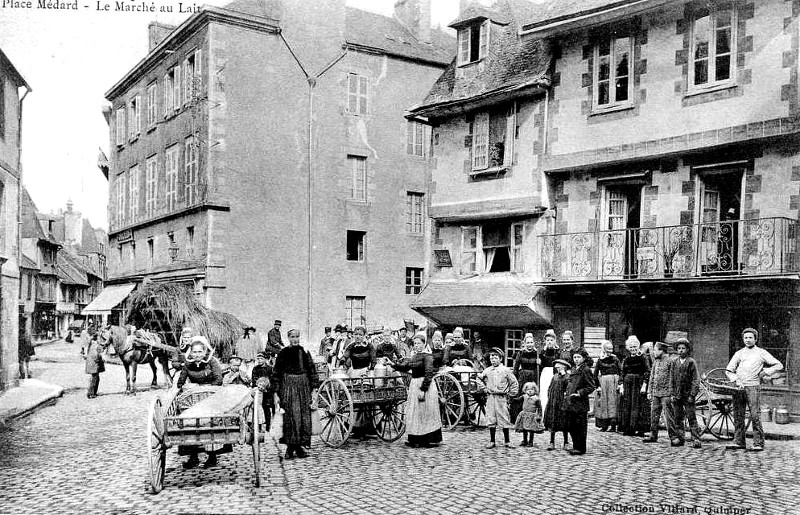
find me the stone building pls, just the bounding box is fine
[410,0,800,413]
[102,0,453,343]
[0,49,29,389]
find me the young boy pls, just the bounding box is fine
[222,356,250,386]
[643,342,678,444]
[478,347,519,448]
[565,350,595,455]
[250,351,274,428]
[671,338,702,448]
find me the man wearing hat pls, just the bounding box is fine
[266,320,284,356]
[318,327,334,360]
[725,328,783,451]
[478,347,519,448]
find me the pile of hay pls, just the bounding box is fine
[125,281,246,361]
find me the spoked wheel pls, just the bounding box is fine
[147,397,167,494]
[434,373,464,430]
[372,400,407,442]
[251,390,262,487]
[465,379,488,427]
[314,378,354,447]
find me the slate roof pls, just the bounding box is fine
[345,7,455,66]
[409,0,551,119]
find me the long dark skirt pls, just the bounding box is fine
[618,373,650,435]
[510,369,538,423]
[281,373,312,447]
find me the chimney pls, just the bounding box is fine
[394,0,432,43]
[148,22,177,51]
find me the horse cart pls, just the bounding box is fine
[694,367,750,440]
[433,361,488,430]
[146,384,265,493]
[313,363,409,447]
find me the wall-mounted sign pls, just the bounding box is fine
[117,229,133,243]
[434,249,452,267]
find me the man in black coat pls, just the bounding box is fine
[565,349,596,455]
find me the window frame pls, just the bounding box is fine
[347,73,368,115]
[347,155,367,201]
[145,155,158,217]
[165,144,179,211]
[405,267,424,295]
[406,191,425,234]
[146,81,158,129]
[688,5,737,92]
[592,36,634,110]
[457,20,490,66]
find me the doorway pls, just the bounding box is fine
[602,185,641,278]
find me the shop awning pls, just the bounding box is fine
[410,279,551,328]
[81,283,136,315]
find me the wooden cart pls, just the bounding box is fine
[313,365,408,447]
[146,384,264,493]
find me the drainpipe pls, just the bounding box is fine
[280,30,347,339]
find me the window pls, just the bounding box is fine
[457,20,489,66]
[347,73,368,115]
[186,226,195,256]
[406,192,425,234]
[115,107,126,147]
[128,94,141,140]
[593,36,632,108]
[405,268,423,294]
[345,296,366,329]
[184,136,198,205]
[460,222,525,274]
[145,155,157,217]
[472,105,515,171]
[165,144,179,211]
[690,6,734,89]
[147,238,154,269]
[128,165,139,221]
[164,70,174,116]
[146,81,158,129]
[346,230,365,261]
[407,121,425,156]
[184,49,202,106]
[348,155,366,201]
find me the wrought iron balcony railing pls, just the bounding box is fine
[540,217,799,281]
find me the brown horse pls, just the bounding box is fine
[100,325,174,395]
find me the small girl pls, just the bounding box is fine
[544,359,571,450]
[515,382,544,446]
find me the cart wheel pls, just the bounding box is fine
[251,390,262,487]
[434,373,464,431]
[466,379,488,427]
[372,400,406,442]
[315,378,354,447]
[147,397,167,494]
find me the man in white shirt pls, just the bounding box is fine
[725,328,783,451]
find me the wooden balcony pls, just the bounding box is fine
[540,217,799,282]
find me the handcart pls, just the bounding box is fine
[146,384,264,493]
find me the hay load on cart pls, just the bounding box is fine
[125,282,246,362]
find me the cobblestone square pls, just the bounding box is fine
[1,343,798,515]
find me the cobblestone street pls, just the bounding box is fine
[1,342,799,514]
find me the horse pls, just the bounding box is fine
[99,325,174,395]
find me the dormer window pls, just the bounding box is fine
[457,20,489,66]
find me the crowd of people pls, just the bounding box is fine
[68,318,784,467]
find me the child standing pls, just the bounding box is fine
[84,334,107,399]
[479,347,519,448]
[544,359,571,450]
[515,382,544,446]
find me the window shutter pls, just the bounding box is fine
[458,28,469,65]
[472,112,489,170]
[479,20,490,59]
[503,103,516,166]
